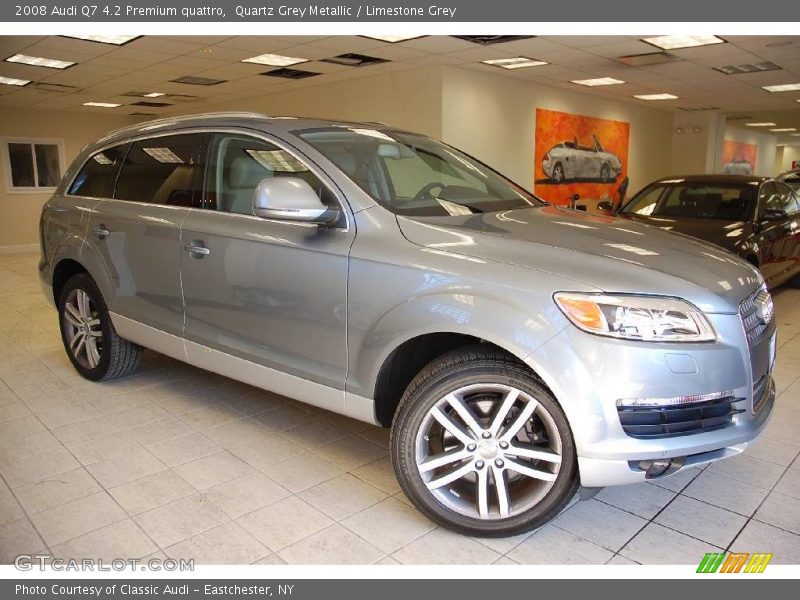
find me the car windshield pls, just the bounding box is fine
[781,174,800,191]
[297,127,540,216]
[620,181,757,220]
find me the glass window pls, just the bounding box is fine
[768,182,800,215]
[115,134,205,206]
[205,134,337,216]
[3,139,63,191]
[297,127,538,217]
[621,181,756,220]
[68,145,127,198]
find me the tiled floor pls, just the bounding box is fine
[1,251,799,565]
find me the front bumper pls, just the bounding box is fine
[526,311,776,487]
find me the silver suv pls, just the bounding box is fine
[39,112,776,537]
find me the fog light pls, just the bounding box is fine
[636,457,686,479]
[617,390,735,408]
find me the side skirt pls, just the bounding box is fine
[109,312,378,425]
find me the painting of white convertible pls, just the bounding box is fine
[542,134,622,183]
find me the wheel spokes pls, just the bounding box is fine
[493,466,511,517]
[418,448,472,474]
[506,443,562,464]
[488,388,519,436]
[506,458,557,482]
[85,336,100,368]
[65,303,82,326]
[426,461,475,490]
[77,290,92,320]
[444,393,484,437]
[499,398,539,442]
[477,467,489,518]
[430,406,475,446]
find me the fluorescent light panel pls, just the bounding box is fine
[571,77,625,86]
[763,83,800,92]
[5,54,74,69]
[0,75,30,86]
[143,147,183,163]
[63,35,139,45]
[144,92,164,98]
[242,53,308,67]
[482,57,548,69]
[770,128,797,132]
[746,122,777,126]
[643,35,725,50]
[634,93,679,100]
[360,35,423,43]
[83,102,121,108]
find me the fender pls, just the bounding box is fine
[347,291,570,401]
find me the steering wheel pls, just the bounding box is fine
[413,182,446,204]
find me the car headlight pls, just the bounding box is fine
[553,292,716,342]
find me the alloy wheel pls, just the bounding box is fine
[414,383,562,520]
[62,288,103,369]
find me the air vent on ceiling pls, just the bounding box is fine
[321,53,389,67]
[131,101,172,107]
[31,82,79,93]
[714,62,781,75]
[262,68,320,80]
[452,35,535,45]
[678,106,722,111]
[616,52,680,67]
[170,76,226,86]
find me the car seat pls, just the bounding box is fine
[224,156,271,214]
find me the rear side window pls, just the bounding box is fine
[68,145,127,198]
[115,133,205,206]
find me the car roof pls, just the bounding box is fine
[93,112,404,148]
[653,174,769,185]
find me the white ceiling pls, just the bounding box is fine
[1,34,800,137]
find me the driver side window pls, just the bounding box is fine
[204,134,336,215]
[760,182,798,216]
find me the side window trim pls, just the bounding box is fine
[109,142,131,200]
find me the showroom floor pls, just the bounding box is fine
[1,252,799,566]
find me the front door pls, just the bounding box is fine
[180,132,353,395]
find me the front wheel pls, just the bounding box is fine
[391,346,578,537]
[58,272,142,381]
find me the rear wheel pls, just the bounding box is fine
[58,273,142,381]
[391,346,578,537]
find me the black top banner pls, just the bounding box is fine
[2,0,800,22]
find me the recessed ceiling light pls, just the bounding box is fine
[634,93,679,100]
[714,62,780,75]
[571,77,625,87]
[0,75,31,86]
[5,54,75,69]
[482,57,548,69]
[83,102,121,108]
[321,53,389,67]
[770,128,797,132]
[790,133,800,136]
[242,53,308,67]
[262,67,320,80]
[763,83,800,92]
[63,35,139,45]
[642,35,725,50]
[453,36,535,46]
[170,76,226,86]
[144,92,164,98]
[360,35,424,43]
[746,122,777,126]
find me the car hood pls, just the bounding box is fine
[617,214,751,253]
[397,205,762,314]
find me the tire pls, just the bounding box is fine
[552,163,565,183]
[57,272,142,382]
[391,345,578,537]
[600,164,611,183]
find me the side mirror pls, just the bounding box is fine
[596,200,614,213]
[760,208,788,222]
[253,177,335,224]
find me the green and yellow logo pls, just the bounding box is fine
[697,552,773,573]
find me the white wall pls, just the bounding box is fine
[440,67,675,195]
[779,145,800,172]
[0,108,139,248]
[721,125,779,177]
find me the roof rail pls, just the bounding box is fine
[99,111,272,142]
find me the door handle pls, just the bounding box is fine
[184,240,211,258]
[93,224,110,239]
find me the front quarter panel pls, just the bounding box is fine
[345,207,585,400]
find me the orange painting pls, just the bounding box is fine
[722,140,757,176]
[534,108,630,207]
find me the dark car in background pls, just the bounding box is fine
[612,175,800,288]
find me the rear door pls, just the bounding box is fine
[179,131,353,392]
[85,132,206,336]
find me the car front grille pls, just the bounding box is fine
[739,285,774,345]
[617,396,744,439]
